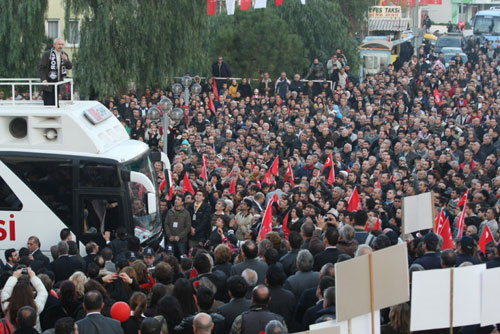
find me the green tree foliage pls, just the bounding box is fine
[63,0,370,97]
[65,0,209,99]
[0,1,48,79]
[275,0,367,73]
[211,10,308,79]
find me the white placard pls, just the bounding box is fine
[453,264,484,326]
[403,192,433,234]
[411,265,486,331]
[336,311,381,334]
[309,321,340,334]
[410,269,451,331]
[481,267,500,326]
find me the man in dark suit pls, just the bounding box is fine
[83,242,99,272]
[295,263,336,326]
[216,275,252,333]
[49,241,83,283]
[211,56,232,88]
[279,231,302,277]
[301,277,336,329]
[266,265,295,326]
[4,248,19,272]
[231,240,268,285]
[412,232,441,270]
[313,227,345,271]
[191,252,228,302]
[77,291,124,334]
[38,38,72,106]
[27,236,50,273]
[283,249,319,300]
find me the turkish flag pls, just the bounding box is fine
[439,217,454,250]
[434,88,442,107]
[256,180,261,189]
[327,163,335,185]
[207,0,217,15]
[347,187,362,212]
[458,189,469,207]
[259,199,274,240]
[212,77,219,100]
[168,184,174,201]
[434,209,445,234]
[271,156,279,176]
[183,172,195,195]
[479,225,494,254]
[456,198,467,238]
[285,164,294,187]
[200,155,208,180]
[282,212,290,239]
[276,0,283,5]
[240,0,251,10]
[229,177,236,194]
[208,97,216,115]
[263,168,273,185]
[365,216,381,232]
[322,154,333,172]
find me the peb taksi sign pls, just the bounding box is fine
[369,6,402,19]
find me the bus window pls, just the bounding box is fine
[0,176,22,211]
[2,157,72,225]
[79,161,120,188]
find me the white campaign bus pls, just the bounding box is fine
[0,79,171,259]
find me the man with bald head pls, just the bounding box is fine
[39,37,72,105]
[193,313,214,334]
[230,285,286,334]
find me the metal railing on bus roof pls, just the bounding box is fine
[0,78,74,108]
[174,76,334,90]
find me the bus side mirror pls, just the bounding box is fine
[121,169,131,182]
[147,193,157,214]
[150,151,161,162]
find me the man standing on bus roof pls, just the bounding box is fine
[39,38,72,106]
[27,236,49,273]
[164,195,191,259]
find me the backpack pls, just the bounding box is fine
[0,318,12,334]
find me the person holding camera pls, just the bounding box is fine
[1,268,48,332]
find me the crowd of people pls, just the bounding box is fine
[3,32,500,334]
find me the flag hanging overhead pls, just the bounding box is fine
[254,0,267,8]
[240,0,252,10]
[226,0,235,15]
[207,0,217,15]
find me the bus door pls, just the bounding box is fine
[76,192,127,249]
[76,160,129,248]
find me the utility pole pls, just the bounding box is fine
[414,0,420,55]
